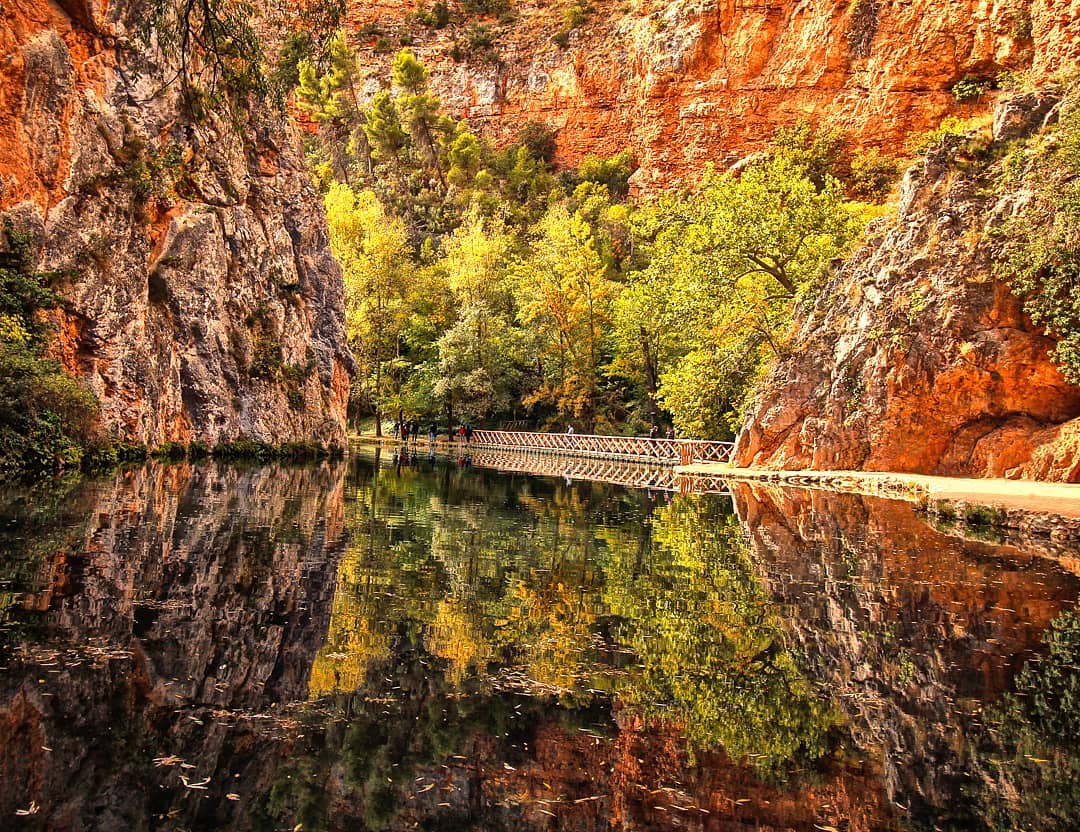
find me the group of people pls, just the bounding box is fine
[392,420,474,446]
[562,425,676,438]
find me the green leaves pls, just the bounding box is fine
[0,224,99,474]
[325,184,411,423]
[138,0,267,112]
[623,155,863,438]
[999,98,1080,384]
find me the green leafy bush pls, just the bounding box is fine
[151,441,189,461]
[415,1,451,28]
[848,147,900,201]
[1012,7,1033,41]
[952,74,991,103]
[461,0,509,15]
[998,94,1080,383]
[0,222,101,477]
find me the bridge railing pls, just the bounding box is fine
[468,430,732,466]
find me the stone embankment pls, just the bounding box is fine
[682,463,1080,541]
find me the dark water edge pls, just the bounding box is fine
[1,449,1079,831]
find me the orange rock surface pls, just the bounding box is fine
[346,0,1080,188]
[734,106,1080,482]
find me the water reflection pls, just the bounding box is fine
[0,449,1078,831]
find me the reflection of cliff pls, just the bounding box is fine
[730,482,1080,817]
[0,462,348,829]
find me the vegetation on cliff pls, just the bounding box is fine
[290,39,874,437]
[1000,84,1080,384]
[0,224,100,475]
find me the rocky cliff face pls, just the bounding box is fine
[1,0,352,447]
[349,0,1080,189]
[734,91,1080,480]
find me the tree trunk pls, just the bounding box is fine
[640,327,660,424]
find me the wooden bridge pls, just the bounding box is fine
[469,449,686,491]
[469,430,733,466]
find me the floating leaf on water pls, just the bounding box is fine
[15,801,40,816]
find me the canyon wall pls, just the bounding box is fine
[1,0,352,447]
[349,0,1080,188]
[734,91,1080,480]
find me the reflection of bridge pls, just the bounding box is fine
[469,449,731,495]
[470,430,733,466]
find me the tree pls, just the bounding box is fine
[324,184,411,433]
[392,50,450,191]
[296,30,366,182]
[515,204,618,430]
[432,212,522,422]
[629,156,862,437]
[137,0,267,111]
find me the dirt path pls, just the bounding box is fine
[677,465,1080,518]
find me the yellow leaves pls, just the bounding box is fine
[426,599,491,684]
[0,314,29,345]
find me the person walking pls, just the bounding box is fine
[464,423,474,446]
[411,420,420,444]
[428,422,438,445]
[665,426,674,440]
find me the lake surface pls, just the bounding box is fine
[2,445,1080,831]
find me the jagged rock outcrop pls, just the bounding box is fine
[1,0,352,447]
[734,91,1080,480]
[348,0,1080,189]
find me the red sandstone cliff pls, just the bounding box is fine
[346,0,1080,188]
[734,91,1080,481]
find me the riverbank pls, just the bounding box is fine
[677,464,1080,520]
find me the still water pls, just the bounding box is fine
[2,446,1080,831]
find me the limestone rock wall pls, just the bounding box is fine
[347,0,1080,190]
[734,93,1080,481]
[1,0,352,447]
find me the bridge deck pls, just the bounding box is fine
[469,430,733,466]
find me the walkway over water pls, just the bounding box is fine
[470,430,733,466]
[469,449,733,493]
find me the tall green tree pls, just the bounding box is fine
[433,212,522,422]
[515,204,619,431]
[631,156,863,438]
[325,184,411,433]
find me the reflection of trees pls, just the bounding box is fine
[600,495,835,773]
[959,610,1080,830]
[316,452,834,776]
[0,475,97,637]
